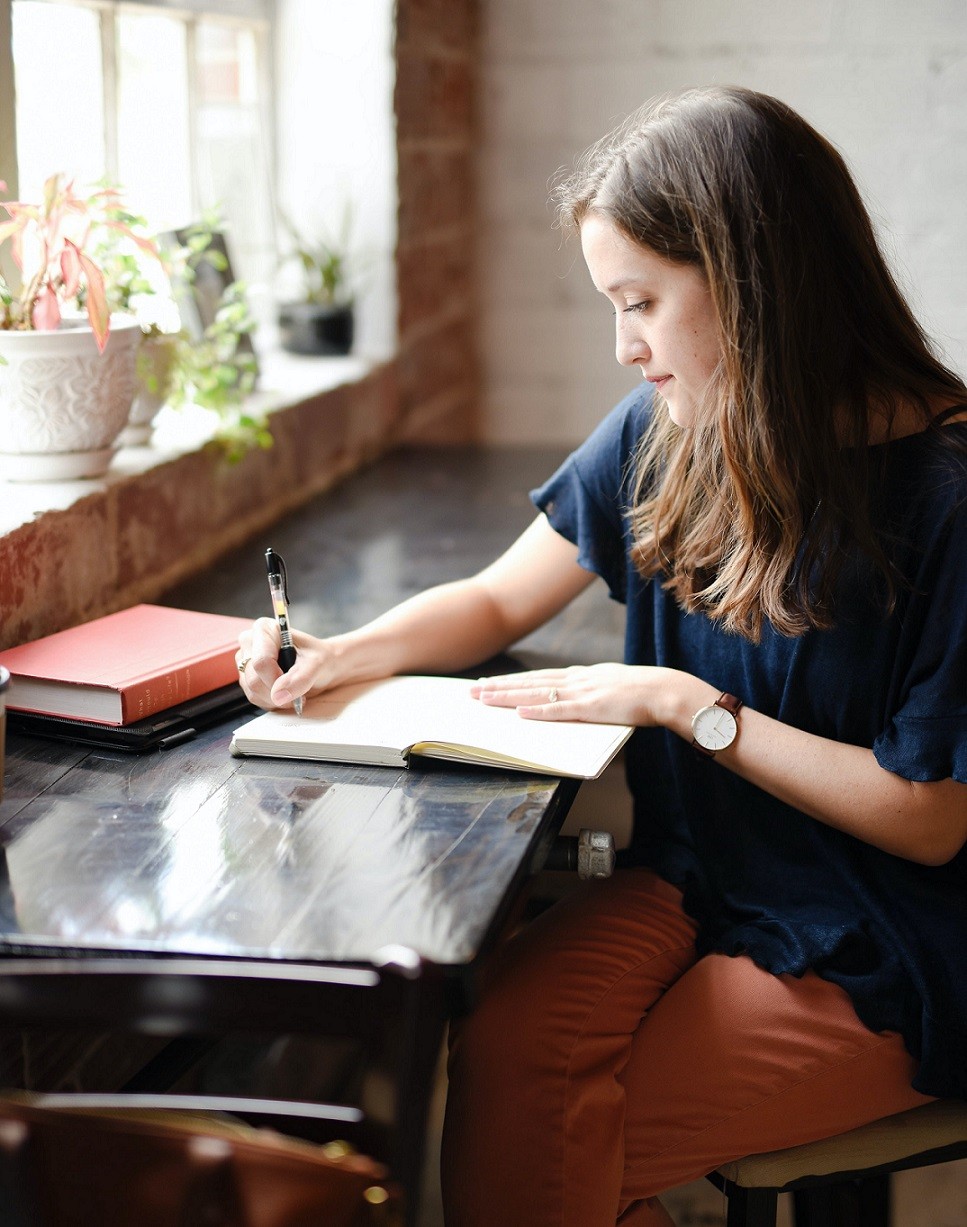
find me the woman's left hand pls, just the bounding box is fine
[471,663,689,728]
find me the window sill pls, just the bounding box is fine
[0,348,400,649]
[0,349,380,534]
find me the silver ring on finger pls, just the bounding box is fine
[237,655,252,675]
[548,688,559,704]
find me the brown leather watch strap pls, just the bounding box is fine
[715,692,743,717]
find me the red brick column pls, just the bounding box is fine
[395,0,480,442]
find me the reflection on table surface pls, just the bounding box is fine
[0,718,565,968]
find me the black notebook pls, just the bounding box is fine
[6,683,255,752]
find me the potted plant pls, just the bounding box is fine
[276,207,356,357]
[161,220,268,460]
[95,215,269,459]
[165,277,268,463]
[0,174,160,480]
[120,327,180,447]
[92,213,180,448]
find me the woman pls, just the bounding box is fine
[238,86,967,1225]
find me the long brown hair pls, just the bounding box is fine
[555,86,966,639]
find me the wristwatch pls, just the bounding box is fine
[691,692,743,757]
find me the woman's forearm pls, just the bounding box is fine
[321,516,594,684]
[244,515,595,711]
[661,673,967,866]
[247,577,518,714]
[476,662,966,867]
[322,577,526,683]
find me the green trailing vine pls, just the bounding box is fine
[166,279,268,461]
[109,213,272,460]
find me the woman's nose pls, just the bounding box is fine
[615,320,649,368]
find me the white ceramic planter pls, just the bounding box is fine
[118,332,179,447]
[0,316,141,481]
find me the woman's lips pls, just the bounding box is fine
[647,374,672,391]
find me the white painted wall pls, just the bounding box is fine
[478,0,967,444]
[274,0,397,359]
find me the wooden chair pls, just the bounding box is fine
[0,1094,403,1226]
[708,1099,967,1227]
[0,952,444,1226]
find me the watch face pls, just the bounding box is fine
[692,704,737,752]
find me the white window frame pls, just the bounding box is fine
[0,4,17,197]
[2,0,399,359]
[0,0,276,223]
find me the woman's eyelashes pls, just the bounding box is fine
[610,300,652,316]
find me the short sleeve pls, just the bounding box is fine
[530,384,653,603]
[873,486,967,783]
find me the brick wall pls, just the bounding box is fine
[0,366,398,649]
[394,0,480,442]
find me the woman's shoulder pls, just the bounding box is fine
[532,382,654,532]
[571,382,655,486]
[888,418,967,489]
[876,419,967,558]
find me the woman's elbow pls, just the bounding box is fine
[904,781,967,866]
[913,830,966,867]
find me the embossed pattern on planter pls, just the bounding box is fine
[0,322,140,454]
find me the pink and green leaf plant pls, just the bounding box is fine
[0,173,158,352]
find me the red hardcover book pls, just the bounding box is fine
[0,605,251,725]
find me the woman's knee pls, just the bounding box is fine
[447,870,698,1089]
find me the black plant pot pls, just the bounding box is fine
[278,301,354,356]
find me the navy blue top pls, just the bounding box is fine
[531,384,967,1099]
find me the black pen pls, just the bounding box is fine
[265,547,304,716]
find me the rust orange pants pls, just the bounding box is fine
[441,869,932,1227]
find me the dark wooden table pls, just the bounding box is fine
[0,445,624,1221]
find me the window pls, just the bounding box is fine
[9,0,275,288]
[1,0,397,358]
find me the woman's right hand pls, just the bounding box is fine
[235,513,594,712]
[236,617,342,711]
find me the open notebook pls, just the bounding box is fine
[230,675,633,780]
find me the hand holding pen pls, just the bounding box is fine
[265,547,304,716]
